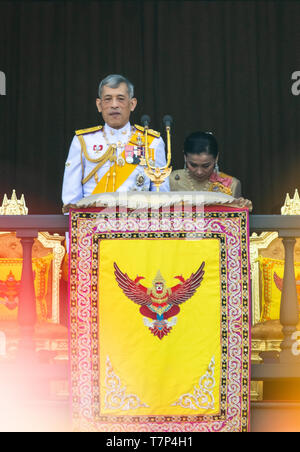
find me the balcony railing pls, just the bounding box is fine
[1,213,300,431]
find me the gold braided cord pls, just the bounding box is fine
[78,134,112,164]
[81,142,117,185]
[104,171,110,193]
[79,126,157,188]
[112,163,116,192]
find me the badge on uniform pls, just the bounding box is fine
[125,145,134,164]
[136,173,145,187]
[124,145,154,166]
[93,144,103,154]
[125,145,144,165]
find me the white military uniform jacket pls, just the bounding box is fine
[62,122,170,206]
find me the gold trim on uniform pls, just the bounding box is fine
[75,125,103,136]
[81,143,117,185]
[76,124,159,191]
[134,124,160,138]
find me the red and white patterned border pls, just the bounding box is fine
[69,206,251,432]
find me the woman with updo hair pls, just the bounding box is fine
[170,131,243,199]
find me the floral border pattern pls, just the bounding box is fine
[105,356,150,411]
[69,206,250,432]
[171,356,216,410]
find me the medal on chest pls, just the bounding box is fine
[125,132,155,166]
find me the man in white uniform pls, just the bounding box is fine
[62,74,170,206]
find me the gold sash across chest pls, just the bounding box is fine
[77,126,157,194]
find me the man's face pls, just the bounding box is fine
[96,82,137,129]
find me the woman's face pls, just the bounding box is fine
[185,152,217,182]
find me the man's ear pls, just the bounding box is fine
[96,98,102,113]
[130,97,137,112]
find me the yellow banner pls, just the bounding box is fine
[98,239,221,416]
[0,255,53,321]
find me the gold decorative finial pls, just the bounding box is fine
[281,189,300,215]
[0,190,28,215]
[143,120,172,192]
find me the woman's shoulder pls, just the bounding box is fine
[169,169,190,190]
[210,172,241,197]
[211,171,232,184]
[170,169,186,180]
[216,172,241,197]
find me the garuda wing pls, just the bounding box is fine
[114,262,152,306]
[167,261,205,306]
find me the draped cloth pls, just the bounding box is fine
[69,201,251,432]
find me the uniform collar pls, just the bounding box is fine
[104,122,131,139]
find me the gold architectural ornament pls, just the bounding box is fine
[250,189,300,325]
[37,232,65,324]
[0,190,28,215]
[143,123,172,192]
[249,189,300,401]
[281,189,300,215]
[0,190,65,324]
[0,231,65,324]
[249,231,279,326]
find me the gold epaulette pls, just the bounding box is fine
[134,124,160,138]
[75,125,103,136]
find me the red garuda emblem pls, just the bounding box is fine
[114,262,205,339]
